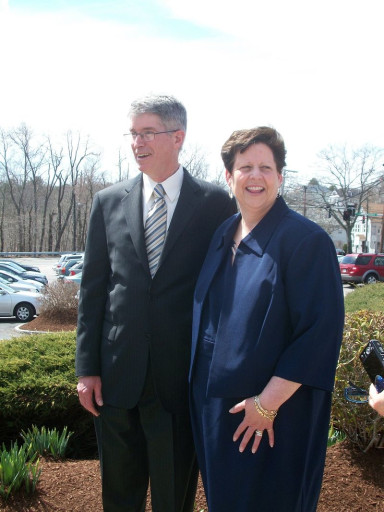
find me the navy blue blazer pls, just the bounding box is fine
[190,197,344,398]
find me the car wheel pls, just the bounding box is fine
[364,274,377,285]
[14,302,35,322]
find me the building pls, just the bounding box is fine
[350,203,384,253]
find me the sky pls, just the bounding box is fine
[0,0,383,183]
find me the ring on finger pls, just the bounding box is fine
[255,430,263,437]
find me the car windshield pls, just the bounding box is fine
[0,282,18,293]
[0,266,19,277]
[1,261,25,272]
[340,256,357,264]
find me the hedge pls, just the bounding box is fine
[0,332,96,458]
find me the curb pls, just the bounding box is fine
[15,324,48,334]
[14,324,76,334]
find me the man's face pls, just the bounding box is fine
[129,113,185,180]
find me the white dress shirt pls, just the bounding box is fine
[142,165,184,229]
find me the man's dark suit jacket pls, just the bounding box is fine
[75,169,235,414]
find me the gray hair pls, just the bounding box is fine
[128,94,187,132]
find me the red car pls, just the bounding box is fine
[340,253,384,284]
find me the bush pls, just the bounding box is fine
[0,332,96,458]
[39,280,79,323]
[332,310,384,451]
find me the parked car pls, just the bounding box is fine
[53,254,83,274]
[68,261,83,276]
[57,258,84,277]
[0,258,41,272]
[0,270,42,293]
[335,249,345,256]
[60,272,82,287]
[0,281,40,322]
[0,262,48,285]
[339,253,384,284]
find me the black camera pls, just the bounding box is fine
[359,339,384,385]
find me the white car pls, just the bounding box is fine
[0,270,43,293]
[0,282,41,322]
[0,273,41,293]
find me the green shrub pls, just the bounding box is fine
[0,332,96,458]
[332,310,384,451]
[0,442,41,499]
[21,425,73,459]
[344,282,384,314]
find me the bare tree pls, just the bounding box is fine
[310,144,384,252]
[116,148,130,182]
[55,132,99,251]
[0,127,30,251]
[9,125,46,252]
[43,138,63,252]
[180,145,209,180]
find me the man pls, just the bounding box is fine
[75,94,235,512]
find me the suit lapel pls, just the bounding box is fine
[158,170,202,269]
[121,175,151,275]
[193,215,238,331]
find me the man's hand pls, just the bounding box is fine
[77,376,103,416]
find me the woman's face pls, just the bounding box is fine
[226,143,283,220]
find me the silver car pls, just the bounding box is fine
[0,269,43,293]
[0,282,41,322]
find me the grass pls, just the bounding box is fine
[344,282,384,313]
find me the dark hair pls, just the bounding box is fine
[221,126,286,174]
[128,94,187,132]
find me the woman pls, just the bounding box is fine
[189,127,345,512]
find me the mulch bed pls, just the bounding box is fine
[10,317,384,510]
[1,441,383,511]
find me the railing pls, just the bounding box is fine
[0,252,82,257]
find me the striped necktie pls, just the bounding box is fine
[145,184,167,277]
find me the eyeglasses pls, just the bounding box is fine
[124,130,179,142]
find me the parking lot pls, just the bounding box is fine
[0,256,356,341]
[0,256,60,341]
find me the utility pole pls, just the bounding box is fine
[380,204,384,252]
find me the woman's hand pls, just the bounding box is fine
[369,383,384,416]
[229,397,274,453]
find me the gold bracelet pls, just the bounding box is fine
[253,395,278,421]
